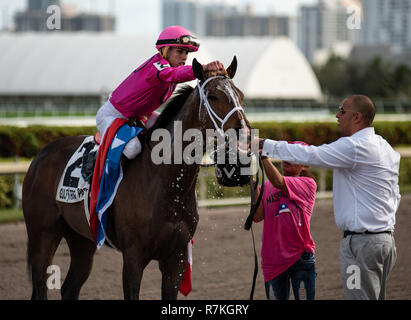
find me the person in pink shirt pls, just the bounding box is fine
[253,141,317,300]
[96,25,224,159]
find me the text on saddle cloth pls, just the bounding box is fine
[56,136,99,205]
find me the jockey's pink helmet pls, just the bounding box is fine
[156,25,200,52]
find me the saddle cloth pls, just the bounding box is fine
[56,121,141,246]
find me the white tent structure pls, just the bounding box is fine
[0,33,322,100]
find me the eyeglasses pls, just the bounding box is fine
[338,106,357,115]
[156,35,200,48]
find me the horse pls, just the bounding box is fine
[22,56,251,300]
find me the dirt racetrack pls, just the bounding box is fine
[1,195,410,300]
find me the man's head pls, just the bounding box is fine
[336,95,376,136]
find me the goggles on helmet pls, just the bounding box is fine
[156,35,200,49]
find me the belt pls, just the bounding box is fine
[343,230,392,238]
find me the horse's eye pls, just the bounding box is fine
[208,95,217,101]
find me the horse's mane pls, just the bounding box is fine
[146,85,195,137]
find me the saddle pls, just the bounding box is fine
[56,119,146,224]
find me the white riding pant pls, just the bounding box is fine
[96,100,142,159]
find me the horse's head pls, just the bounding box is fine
[192,56,250,135]
[192,57,255,187]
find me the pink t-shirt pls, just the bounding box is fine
[109,53,196,120]
[259,176,316,282]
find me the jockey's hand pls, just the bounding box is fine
[203,60,224,72]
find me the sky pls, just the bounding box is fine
[0,0,318,36]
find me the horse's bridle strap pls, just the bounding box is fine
[198,76,243,135]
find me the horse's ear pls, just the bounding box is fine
[192,58,204,82]
[226,56,237,79]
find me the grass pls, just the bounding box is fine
[399,184,411,194]
[0,157,32,163]
[0,208,24,223]
[0,111,98,118]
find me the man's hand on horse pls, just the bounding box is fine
[256,138,267,159]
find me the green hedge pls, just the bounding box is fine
[254,121,411,146]
[0,126,96,158]
[1,122,411,209]
[0,175,13,208]
[1,121,411,158]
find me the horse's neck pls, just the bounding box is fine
[160,98,203,191]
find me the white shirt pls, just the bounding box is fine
[262,127,401,232]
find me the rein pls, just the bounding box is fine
[244,153,265,300]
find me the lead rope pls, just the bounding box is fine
[244,153,265,300]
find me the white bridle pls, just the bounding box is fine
[197,76,244,136]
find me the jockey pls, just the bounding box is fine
[96,25,224,159]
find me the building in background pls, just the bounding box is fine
[298,0,359,63]
[162,0,204,36]
[358,0,411,55]
[161,0,293,38]
[27,0,57,11]
[0,33,322,116]
[207,5,277,37]
[298,4,321,64]
[298,0,411,65]
[14,0,115,32]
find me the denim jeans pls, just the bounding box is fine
[265,251,316,300]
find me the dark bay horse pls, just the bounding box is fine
[22,57,251,300]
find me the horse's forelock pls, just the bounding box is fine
[204,69,227,79]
